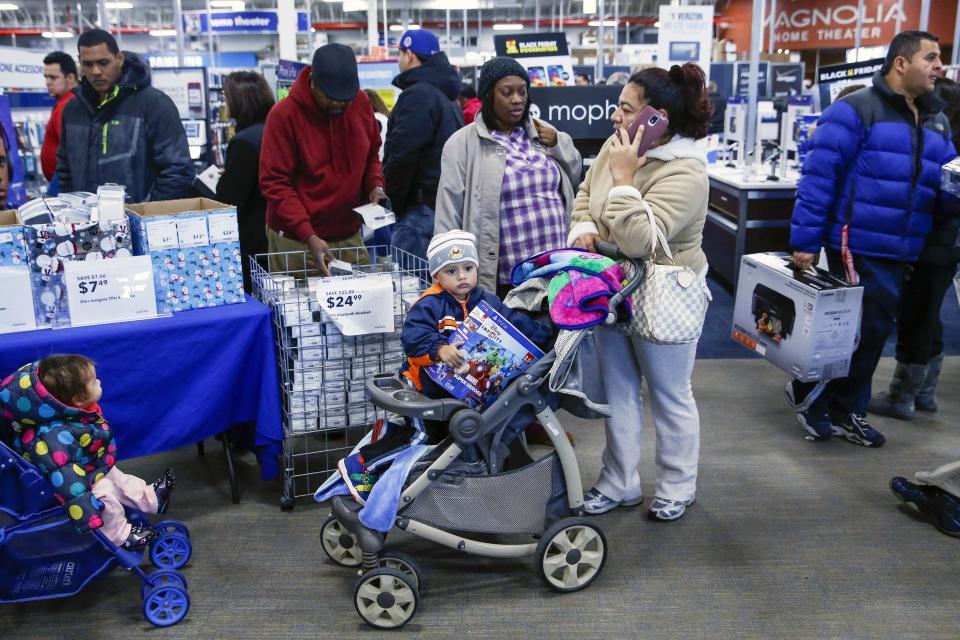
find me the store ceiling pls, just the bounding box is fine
[0,0,697,33]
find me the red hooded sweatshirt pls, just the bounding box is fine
[260,66,383,243]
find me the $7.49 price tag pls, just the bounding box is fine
[314,273,393,336]
[64,255,159,326]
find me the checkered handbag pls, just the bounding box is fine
[616,201,709,344]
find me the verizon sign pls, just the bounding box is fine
[770,0,907,47]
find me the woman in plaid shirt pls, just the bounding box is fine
[435,57,582,299]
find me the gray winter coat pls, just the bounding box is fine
[434,116,582,292]
[56,52,194,203]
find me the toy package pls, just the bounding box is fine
[426,299,544,408]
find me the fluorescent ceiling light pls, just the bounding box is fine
[389,24,419,31]
[582,0,596,14]
[149,29,178,36]
[587,20,617,27]
[653,21,661,28]
[210,0,245,8]
[0,3,20,9]
[105,1,132,8]
[42,31,73,38]
[492,24,523,31]
[342,0,368,11]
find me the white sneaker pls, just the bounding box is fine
[647,496,695,521]
[583,488,643,515]
[915,460,960,499]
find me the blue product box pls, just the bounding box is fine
[127,198,245,313]
[18,217,132,328]
[0,210,27,268]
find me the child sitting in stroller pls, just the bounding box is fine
[336,230,552,503]
[0,355,176,550]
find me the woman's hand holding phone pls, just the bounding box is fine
[608,127,647,187]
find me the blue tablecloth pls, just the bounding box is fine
[0,296,283,479]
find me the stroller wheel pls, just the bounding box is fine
[377,552,423,591]
[152,520,190,539]
[354,567,419,629]
[321,514,362,567]
[141,569,188,600]
[150,533,193,570]
[536,517,607,593]
[142,584,190,627]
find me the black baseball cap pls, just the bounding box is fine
[311,43,359,102]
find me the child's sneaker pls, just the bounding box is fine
[122,524,156,551]
[338,453,378,505]
[152,467,176,514]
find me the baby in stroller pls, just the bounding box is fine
[334,229,552,505]
[317,237,639,629]
[0,355,176,550]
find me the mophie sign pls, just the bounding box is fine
[768,0,908,48]
[494,32,570,59]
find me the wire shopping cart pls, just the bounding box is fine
[251,246,429,510]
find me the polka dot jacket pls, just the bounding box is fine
[0,361,116,533]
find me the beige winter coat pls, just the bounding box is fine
[435,116,583,291]
[568,134,709,275]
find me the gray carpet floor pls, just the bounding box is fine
[3,357,959,639]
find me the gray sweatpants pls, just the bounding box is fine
[592,327,701,503]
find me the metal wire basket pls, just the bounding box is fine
[250,245,429,509]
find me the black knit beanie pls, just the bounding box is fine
[477,57,529,100]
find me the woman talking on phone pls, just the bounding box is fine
[569,63,713,522]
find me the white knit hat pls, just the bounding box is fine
[427,230,479,276]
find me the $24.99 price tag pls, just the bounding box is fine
[314,273,393,336]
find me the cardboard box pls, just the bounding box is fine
[127,198,245,314]
[16,211,132,328]
[0,210,27,268]
[731,253,863,382]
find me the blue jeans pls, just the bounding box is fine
[810,249,906,415]
[391,204,435,263]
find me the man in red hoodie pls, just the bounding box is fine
[260,43,386,275]
[40,52,78,189]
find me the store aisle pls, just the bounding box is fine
[2,358,958,639]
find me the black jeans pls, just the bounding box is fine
[894,261,958,364]
[809,249,906,415]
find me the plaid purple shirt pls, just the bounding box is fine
[492,127,568,284]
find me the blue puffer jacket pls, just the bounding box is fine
[400,283,552,396]
[791,72,958,262]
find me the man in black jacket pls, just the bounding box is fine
[384,29,463,261]
[57,29,194,203]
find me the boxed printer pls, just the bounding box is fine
[731,252,863,382]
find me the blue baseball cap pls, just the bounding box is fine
[399,29,440,57]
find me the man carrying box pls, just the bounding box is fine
[56,29,194,204]
[786,31,958,447]
[260,44,386,275]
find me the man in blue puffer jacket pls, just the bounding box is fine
[786,31,958,447]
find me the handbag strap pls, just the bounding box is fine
[639,198,675,263]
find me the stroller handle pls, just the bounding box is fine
[594,240,645,326]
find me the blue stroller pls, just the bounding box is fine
[320,242,641,629]
[0,440,193,627]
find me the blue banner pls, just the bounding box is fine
[183,10,309,34]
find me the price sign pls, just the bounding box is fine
[314,272,394,336]
[176,216,210,248]
[64,255,159,326]
[208,213,239,243]
[145,219,179,250]
[0,267,37,333]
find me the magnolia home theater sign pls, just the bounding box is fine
[771,1,908,46]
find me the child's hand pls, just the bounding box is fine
[438,341,466,370]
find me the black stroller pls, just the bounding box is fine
[319,242,641,629]
[0,440,193,627]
